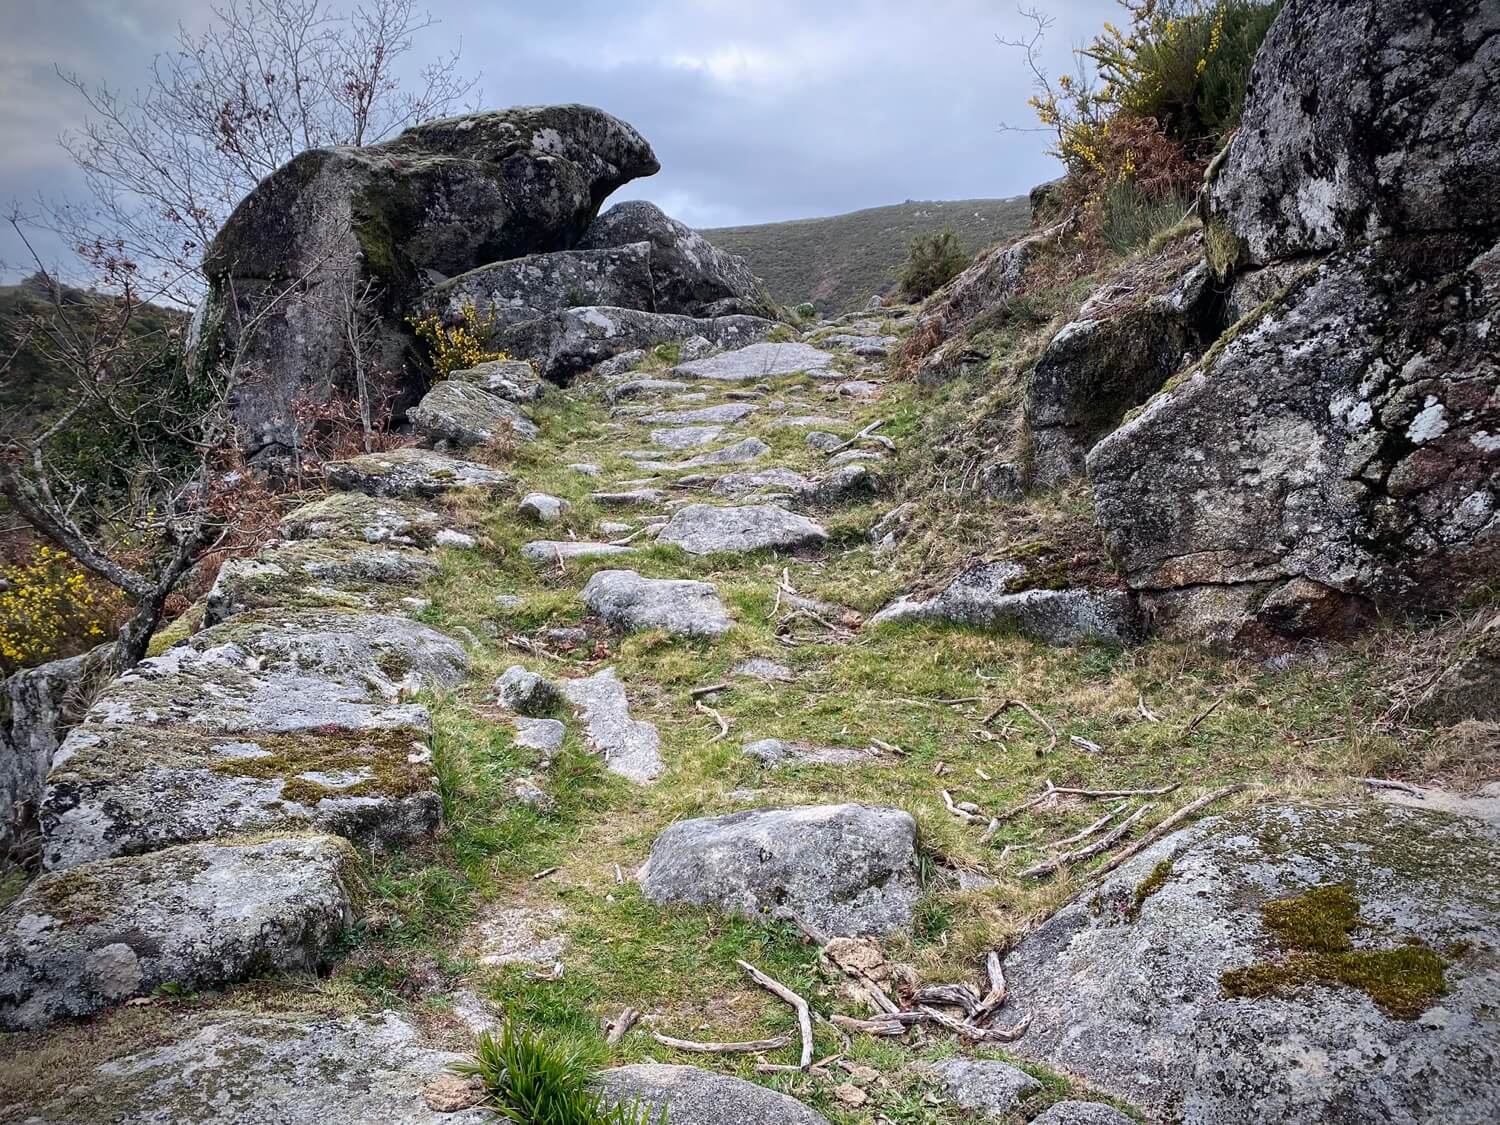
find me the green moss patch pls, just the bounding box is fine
[1127,859,1174,921]
[1221,884,1447,1019]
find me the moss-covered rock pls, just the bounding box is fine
[278,492,457,547]
[204,539,440,625]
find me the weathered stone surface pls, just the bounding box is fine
[1207,0,1500,266]
[495,665,560,716]
[71,610,466,736]
[741,738,876,767]
[596,1064,831,1125]
[639,804,920,936]
[818,333,896,356]
[1088,238,1500,634]
[562,669,663,783]
[500,307,774,382]
[805,431,844,452]
[634,437,771,473]
[2,651,90,855]
[514,717,566,760]
[409,379,539,446]
[650,425,724,449]
[640,403,757,425]
[592,488,668,508]
[470,903,566,968]
[204,540,438,624]
[429,243,656,327]
[710,468,815,499]
[20,1008,489,1123]
[324,447,510,499]
[580,201,769,316]
[675,341,834,382]
[732,657,795,683]
[835,379,880,397]
[581,570,731,637]
[278,492,455,547]
[596,349,646,379]
[518,492,568,523]
[658,504,828,555]
[1003,801,1500,1124]
[873,580,1141,646]
[41,721,438,870]
[772,414,846,429]
[448,358,543,402]
[198,105,659,456]
[0,836,357,1030]
[603,377,689,403]
[520,540,637,564]
[930,1059,1042,1119]
[1030,1103,1133,1125]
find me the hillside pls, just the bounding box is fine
[703,197,1030,313]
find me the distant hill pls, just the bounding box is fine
[703,197,1031,314]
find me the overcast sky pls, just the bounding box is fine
[0,0,1116,281]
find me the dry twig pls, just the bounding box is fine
[738,960,814,1069]
[652,1032,793,1055]
[1019,804,1154,878]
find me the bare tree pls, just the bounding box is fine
[51,0,480,305]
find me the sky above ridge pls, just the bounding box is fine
[0,0,1118,280]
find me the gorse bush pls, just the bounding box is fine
[900,226,970,300]
[0,545,118,673]
[409,303,510,377]
[452,1024,667,1125]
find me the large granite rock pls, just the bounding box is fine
[580,570,732,638]
[19,1009,488,1123]
[1003,801,1500,1123]
[639,804,920,936]
[674,341,833,382]
[408,379,540,446]
[1088,238,1500,638]
[196,105,659,456]
[657,504,828,556]
[499,307,775,382]
[278,492,457,547]
[578,200,771,317]
[448,357,544,402]
[596,1064,830,1125]
[0,836,358,1030]
[1,651,91,855]
[323,447,510,498]
[428,243,656,327]
[930,1059,1042,1119]
[204,539,439,624]
[1206,0,1500,267]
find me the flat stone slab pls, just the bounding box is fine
[641,403,758,424]
[562,669,663,783]
[657,504,828,556]
[449,358,543,401]
[324,448,509,499]
[772,414,847,429]
[518,492,568,523]
[279,492,455,547]
[20,1008,489,1123]
[733,657,795,683]
[1004,801,1500,1124]
[41,722,439,870]
[597,1064,830,1125]
[710,468,816,499]
[469,903,566,968]
[520,540,637,564]
[514,717,566,761]
[873,579,1142,646]
[817,333,897,356]
[604,379,690,403]
[650,425,726,449]
[593,488,668,508]
[581,570,731,638]
[930,1059,1042,1118]
[639,804,920,936]
[0,836,357,1031]
[742,738,877,767]
[205,540,439,625]
[634,437,771,473]
[408,379,539,446]
[675,341,835,381]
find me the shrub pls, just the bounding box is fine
[1100,180,1194,254]
[900,227,970,300]
[451,1024,666,1124]
[409,303,510,377]
[0,544,120,673]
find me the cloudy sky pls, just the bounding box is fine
[0,0,1116,281]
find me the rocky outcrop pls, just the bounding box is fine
[197,105,660,456]
[657,504,828,556]
[580,570,732,637]
[429,243,657,328]
[204,539,439,623]
[1,650,93,856]
[596,1064,830,1124]
[639,804,920,936]
[323,447,511,498]
[1002,801,1500,1123]
[1086,0,1500,644]
[578,200,772,317]
[409,379,540,447]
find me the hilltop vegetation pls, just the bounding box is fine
[704,198,1029,314]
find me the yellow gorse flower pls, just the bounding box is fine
[408,304,511,378]
[0,545,113,670]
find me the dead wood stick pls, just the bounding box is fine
[870,737,905,756]
[773,906,830,946]
[1360,777,1425,798]
[766,585,783,621]
[973,952,1007,1024]
[652,1032,793,1054]
[942,788,988,825]
[827,418,887,454]
[1018,803,1154,878]
[916,1004,1032,1043]
[985,699,1058,754]
[1049,784,1180,798]
[977,817,1000,845]
[830,1013,906,1037]
[1041,808,1119,850]
[531,866,558,881]
[1182,696,1224,736]
[606,1007,639,1045]
[936,696,985,706]
[608,527,647,546]
[694,699,730,743]
[738,960,813,1069]
[690,681,730,698]
[1086,785,1248,884]
[1137,693,1161,723]
[912,984,980,1016]
[994,782,1056,822]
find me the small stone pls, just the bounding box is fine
[495,665,560,716]
[511,777,556,812]
[805,431,844,452]
[434,528,478,548]
[1030,1102,1134,1125]
[836,380,880,397]
[424,1073,487,1112]
[519,493,568,524]
[568,463,602,476]
[544,627,588,648]
[931,1058,1042,1118]
[833,1083,867,1108]
[732,658,795,683]
[514,717,566,762]
[598,521,633,535]
[592,488,668,508]
[520,540,637,564]
[581,570,732,638]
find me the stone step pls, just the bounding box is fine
[204,539,440,625]
[657,503,828,556]
[0,835,358,1031]
[561,669,663,784]
[278,492,468,548]
[673,341,835,381]
[630,436,770,473]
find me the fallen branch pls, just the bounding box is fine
[1018,803,1154,878]
[738,960,814,1069]
[1360,777,1425,798]
[830,1013,906,1037]
[942,788,988,825]
[606,1007,639,1045]
[1182,696,1224,737]
[695,699,730,744]
[985,699,1058,754]
[1086,784,1248,884]
[1137,694,1161,723]
[912,984,980,1017]
[690,681,730,698]
[1041,808,1119,850]
[827,418,887,454]
[917,1004,1033,1043]
[973,952,1007,1024]
[994,782,1056,822]
[652,1032,793,1054]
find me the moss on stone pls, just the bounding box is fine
[1128,858,1174,920]
[146,602,206,658]
[1220,882,1448,1020]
